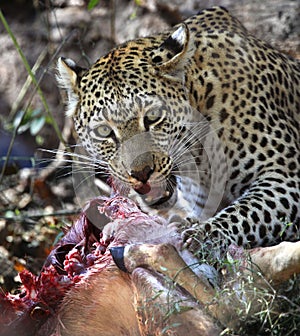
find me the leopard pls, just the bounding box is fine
[57,6,300,250]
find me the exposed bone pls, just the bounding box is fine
[114,241,300,331]
[132,267,222,336]
[245,241,300,286]
[116,243,238,328]
[120,243,215,304]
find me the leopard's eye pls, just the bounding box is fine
[94,124,113,138]
[144,107,165,128]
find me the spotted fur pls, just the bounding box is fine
[57,7,300,248]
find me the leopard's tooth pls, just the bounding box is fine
[145,196,153,203]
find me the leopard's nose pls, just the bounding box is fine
[130,165,154,183]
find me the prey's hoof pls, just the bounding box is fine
[110,246,128,272]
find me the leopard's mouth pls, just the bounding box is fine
[134,175,176,207]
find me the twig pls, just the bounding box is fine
[9,48,48,120]
[0,208,81,222]
[0,10,63,185]
[0,9,77,184]
[0,10,62,144]
[0,117,22,185]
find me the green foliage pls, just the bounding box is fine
[88,0,142,13]
[13,109,46,136]
[87,0,100,10]
[0,9,66,145]
[3,108,51,145]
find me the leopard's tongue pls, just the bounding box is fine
[134,182,171,206]
[134,182,151,195]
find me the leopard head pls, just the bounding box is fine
[57,24,203,210]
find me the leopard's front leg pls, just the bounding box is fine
[181,173,300,253]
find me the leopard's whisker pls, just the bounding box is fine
[40,148,109,169]
[168,123,212,156]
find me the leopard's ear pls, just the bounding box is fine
[151,23,192,81]
[56,57,86,117]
